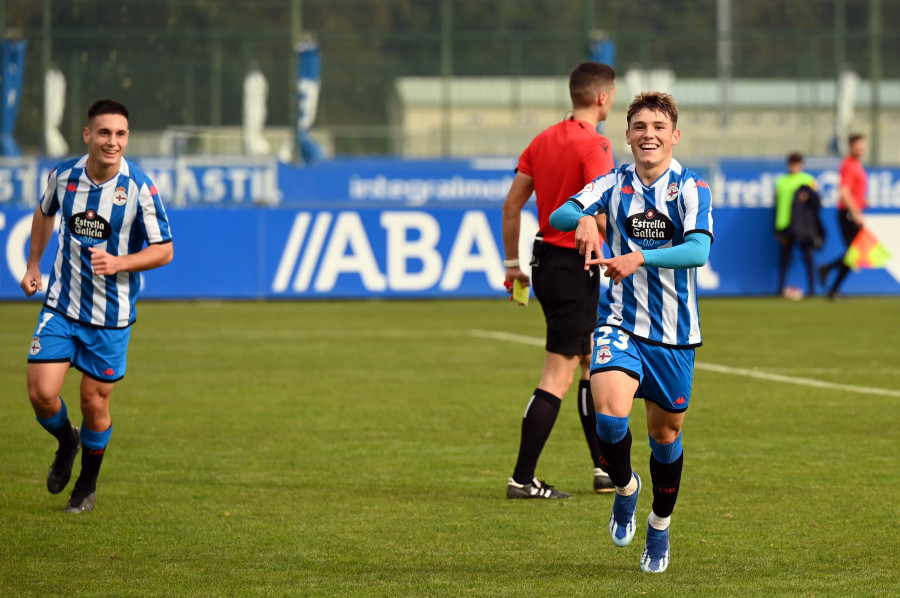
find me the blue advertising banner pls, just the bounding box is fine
[6,155,900,210]
[278,156,517,206]
[2,205,899,301]
[0,156,280,208]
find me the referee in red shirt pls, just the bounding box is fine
[503,62,617,498]
[820,133,867,300]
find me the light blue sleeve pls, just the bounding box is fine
[642,232,711,269]
[549,200,586,232]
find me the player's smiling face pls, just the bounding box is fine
[83,113,130,177]
[626,108,680,179]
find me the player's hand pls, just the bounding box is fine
[575,216,602,270]
[20,268,42,297]
[591,252,645,284]
[89,247,121,276]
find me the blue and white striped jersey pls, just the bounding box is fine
[40,155,172,328]
[570,159,713,348]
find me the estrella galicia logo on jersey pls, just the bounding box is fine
[113,186,128,206]
[628,208,675,247]
[69,209,112,246]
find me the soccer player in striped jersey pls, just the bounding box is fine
[550,92,713,573]
[20,99,173,513]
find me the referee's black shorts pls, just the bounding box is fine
[530,239,600,357]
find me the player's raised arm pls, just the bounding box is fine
[550,200,603,270]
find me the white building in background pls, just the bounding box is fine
[391,75,900,163]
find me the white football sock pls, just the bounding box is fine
[648,511,671,531]
[616,473,639,496]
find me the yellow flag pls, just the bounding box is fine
[843,227,891,271]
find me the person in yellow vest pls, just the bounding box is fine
[774,152,818,298]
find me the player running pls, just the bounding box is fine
[550,92,713,572]
[20,99,173,513]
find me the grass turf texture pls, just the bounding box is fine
[1,297,898,597]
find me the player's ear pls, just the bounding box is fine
[672,129,681,145]
[83,126,90,143]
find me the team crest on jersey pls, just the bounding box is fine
[69,210,112,246]
[628,208,675,248]
[29,336,41,356]
[596,345,612,365]
[666,182,679,201]
[113,186,128,206]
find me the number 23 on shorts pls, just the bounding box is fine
[593,325,629,367]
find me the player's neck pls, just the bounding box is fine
[85,159,121,184]
[635,160,672,186]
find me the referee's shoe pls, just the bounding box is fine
[593,467,616,493]
[507,477,571,499]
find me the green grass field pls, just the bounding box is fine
[1,297,898,597]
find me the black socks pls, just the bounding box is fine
[511,389,561,484]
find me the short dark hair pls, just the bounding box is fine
[787,152,804,165]
[848,133,864,146]
[627,92,678,128]
[569,62,616,109]
[87,99,129,124]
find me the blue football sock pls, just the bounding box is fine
[36,398,68,434]
[80,422,113,451]
[595,413,629,444]
[648,432,683,464]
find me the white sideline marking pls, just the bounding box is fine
[467,329,900,398]
[467,329,544,346]
[694,362,900,398]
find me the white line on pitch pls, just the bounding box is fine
[693,362,900,398]
[467,329,900,398]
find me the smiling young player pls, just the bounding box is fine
[20,99,173,513]
[549,92,713,572]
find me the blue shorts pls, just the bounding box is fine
[28,307,131,382]
[590,325,695,413]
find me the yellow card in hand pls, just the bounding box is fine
[512,279,530,306]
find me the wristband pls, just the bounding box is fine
[502,259,520,268]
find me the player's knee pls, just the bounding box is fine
[27,379,61,412]
[80,386,112,418]
[648,432,683,464]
